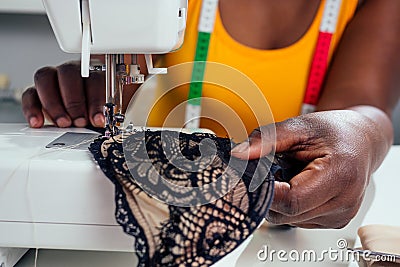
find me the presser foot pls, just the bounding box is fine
[104,102,125,138]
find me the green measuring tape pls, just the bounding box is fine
[185,0,218,129]
[186,0,343,125]
[188,32,210,106]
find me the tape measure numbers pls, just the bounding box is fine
[302,0,342,114]
[185,0,218,129]
[185,0,343,127]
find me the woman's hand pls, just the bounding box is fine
[22,61,106,128]
[231,107,393,228]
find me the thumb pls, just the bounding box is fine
[231,119,305,159]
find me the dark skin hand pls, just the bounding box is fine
[22,0,400,228]
[230,0,400,228]
[22,61,105,128]
[22,56,146,128]
[231,106,392,228]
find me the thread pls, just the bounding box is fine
[33,248,38,267]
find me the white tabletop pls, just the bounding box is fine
[14,146,400,267]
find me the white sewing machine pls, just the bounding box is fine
[43,0,187,136]
[0,0,187,265]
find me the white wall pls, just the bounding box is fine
[0,13,77,90]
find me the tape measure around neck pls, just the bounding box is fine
[185,0,342,128]
[301,0,342,114]
[185,0,219,129]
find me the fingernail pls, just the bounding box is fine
[231,141,250,153]
[74,117,87,128]
[56,117,71,128]
[29,117,39,128]
[93,113,105,127]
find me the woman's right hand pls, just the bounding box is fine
[22,61,106,128]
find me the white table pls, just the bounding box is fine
[13,146,400,267]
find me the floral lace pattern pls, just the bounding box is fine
[89,131,279,267]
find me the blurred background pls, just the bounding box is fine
[0,0,399,144]
[0,1,77,123]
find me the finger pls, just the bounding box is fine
[85,70,105,127]
[231,126,274,159]
[269,160,339,217]
[21,87,44,128]
[34,66,71,127]
[267,197,335,225]
[288,211,356,229]
[231,119,311,160]
[290,196,362,229]
[57,62,88,127]
[268,185,362,227]
[288,223,323,229]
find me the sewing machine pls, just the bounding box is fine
[0,0,188,265]
[43,0,187,136]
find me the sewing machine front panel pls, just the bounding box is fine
[0,124,133,251]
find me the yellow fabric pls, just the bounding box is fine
[147,0,358,140]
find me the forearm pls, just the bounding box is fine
[313,0,400,171]
[346,105,393,173]
[317,85,396,173]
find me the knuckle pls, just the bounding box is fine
[329,206,357,229]
[86,93,105,112]
[280,194,301,216]
[22,87,37,100]
[333,219,351,229]
[339,196,360,216]
[344,205,359,221]
[88,70,105,80]
[34,66,56,83]
[88,104,104,116]
[43,101,61,113]
[279,117,297,129]
[64,101,85,116]
[257,124,273,136]
[249,127,262,138]
[266,212,285,225]
[56,61,80,75]
[21,88,39,112]
[249,125,274,144]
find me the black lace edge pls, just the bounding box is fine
[88,138,150,267]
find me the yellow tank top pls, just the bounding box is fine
[146,0,358,140]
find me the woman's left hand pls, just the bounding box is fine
[231,108,392,228]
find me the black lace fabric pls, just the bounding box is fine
[89,131,282,267]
